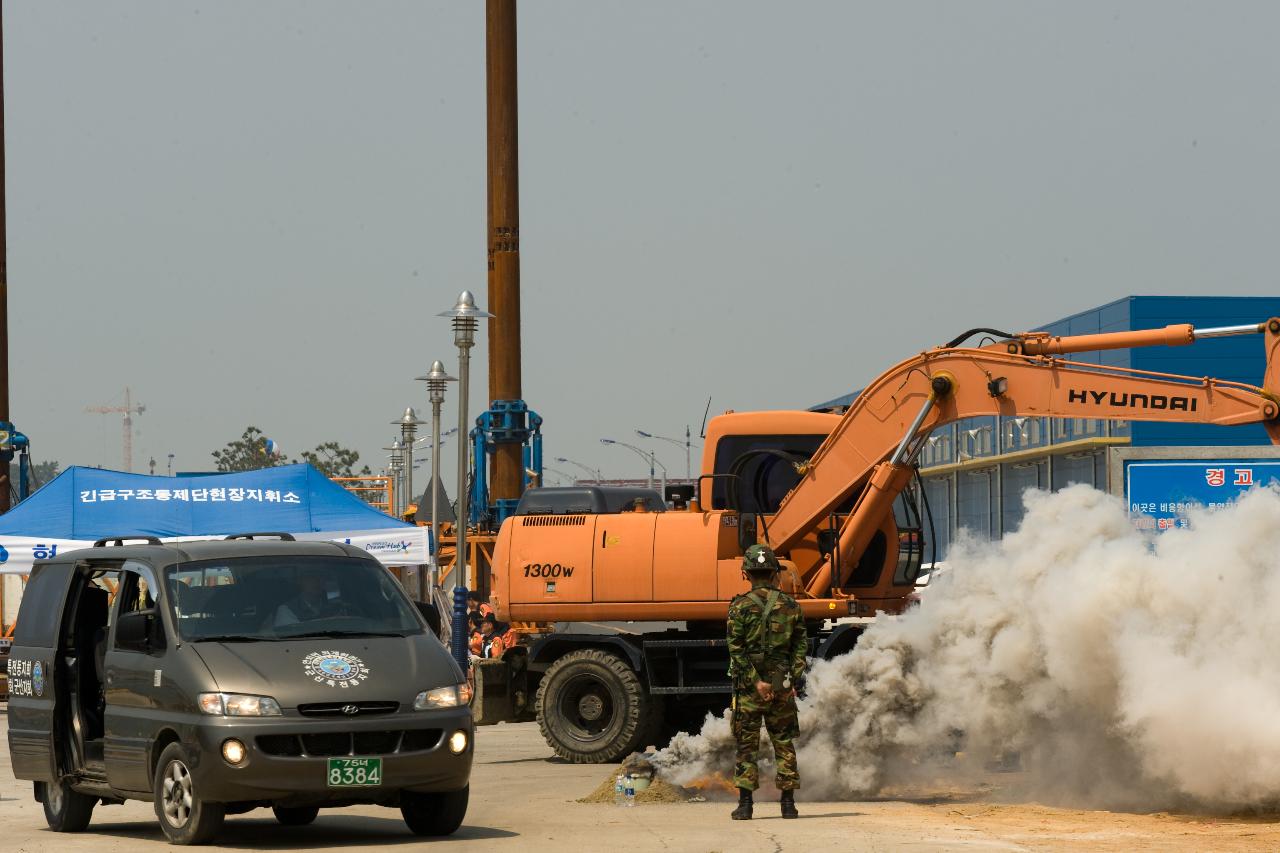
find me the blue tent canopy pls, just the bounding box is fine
[0,464,409,539]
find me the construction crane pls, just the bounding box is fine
[86,386,145,472]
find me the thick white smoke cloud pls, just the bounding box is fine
[654,485,1280,809]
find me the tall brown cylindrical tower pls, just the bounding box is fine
[486,0,523,506]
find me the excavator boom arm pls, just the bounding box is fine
[767,320,1280,569]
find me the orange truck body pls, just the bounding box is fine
[491,320,1280,626]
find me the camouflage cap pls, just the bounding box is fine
[742,544,781,573]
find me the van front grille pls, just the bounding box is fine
[255,728,444,758]
[521,515,587,527]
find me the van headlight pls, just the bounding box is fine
[198,692,283,716]
[413,684,472,710]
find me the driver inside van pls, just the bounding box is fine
[273,570,336,626]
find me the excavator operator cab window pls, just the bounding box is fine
[712,434,857,514]
[711,434,821,512]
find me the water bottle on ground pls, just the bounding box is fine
[614,774,625,806]
[624,774,635,807]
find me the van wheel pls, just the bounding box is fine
[401,785,468,836]
[536,648,662,763]
[40,779,96,832]
[153,743,225,845]
[272,805,320,826]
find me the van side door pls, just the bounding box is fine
[5,561,73,781]
[103,560,165,793]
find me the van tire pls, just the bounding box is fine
[153,743,225,845]
[40,779,96,832]
[272,805,320,826]
[536,648,661,764]
[401,785,469,836]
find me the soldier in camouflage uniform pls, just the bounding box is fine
[727,543,807,820]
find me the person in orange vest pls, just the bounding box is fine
[467,611,484,658]
[467,590,494,619]
[479,614,515,659]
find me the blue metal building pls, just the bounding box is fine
[815,296,1280,556]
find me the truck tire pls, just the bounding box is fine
[536,648,662,764]
[153,742,226,845]
[40,779,96,832]
[401,785,469,836]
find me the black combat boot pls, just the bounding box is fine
[780,789,798,819]
[730,788,753,820]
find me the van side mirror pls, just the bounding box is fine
[117,611,156,653]
[415,600,442,637]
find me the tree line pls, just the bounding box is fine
[212,426,372,479]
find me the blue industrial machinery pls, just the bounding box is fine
[469,400,543,529]
[0,421,31,503]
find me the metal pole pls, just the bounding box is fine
[403,422,415,514]
[486,0,524,506]
[0,7,9,514]
[457,348,470,587]
[441,292,491,671]
[686,425,691,482]
[431,404,442,586]
[417,361,456,593]
[395,408,421,519]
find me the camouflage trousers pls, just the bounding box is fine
[731,690,800,791]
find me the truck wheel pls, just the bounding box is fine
[272,805,320,826]
[536,648,662,763]
[40,779,96,832]
[401,785,469,836]
[153,742,226,845]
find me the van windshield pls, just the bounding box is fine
[165,556,423,642]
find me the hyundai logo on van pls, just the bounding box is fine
[1068,388,1198,411]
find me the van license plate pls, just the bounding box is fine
[327,757,382,787]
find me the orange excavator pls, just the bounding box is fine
[477,319,1280,762]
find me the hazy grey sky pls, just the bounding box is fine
[7,1,1279,485]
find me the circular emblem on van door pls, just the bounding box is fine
[32,661,44,697]
[302,651,369,688]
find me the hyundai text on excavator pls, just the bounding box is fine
[475,319,1280,762]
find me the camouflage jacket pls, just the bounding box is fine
[726,580,807,690]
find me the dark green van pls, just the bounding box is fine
[6,535,472,845]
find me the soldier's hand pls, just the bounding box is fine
[755,680,774,701]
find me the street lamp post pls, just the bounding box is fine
[393,408,424,521]
[440,290,493,670]
[601,438,667,497]
[415,361,456,594]
[384,438,405,516]
[636,428,699,481]
[542,465,575,485]
[555,456,601,484]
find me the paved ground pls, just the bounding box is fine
[3,707,1280,851]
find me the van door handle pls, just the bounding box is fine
[601,530,607,549]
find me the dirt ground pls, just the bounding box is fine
[3,709,1279,852]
